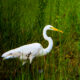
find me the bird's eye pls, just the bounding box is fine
[50,27,52,29]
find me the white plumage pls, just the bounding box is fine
[1,25,63,65]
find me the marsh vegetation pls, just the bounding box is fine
[0,0,80,80]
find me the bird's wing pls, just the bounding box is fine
[1,49,22,59]
[1,43,43,59]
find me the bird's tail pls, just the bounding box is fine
[1,49,21,60]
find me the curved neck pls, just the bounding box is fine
[43,27,53,55]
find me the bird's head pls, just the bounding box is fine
[45,25,63,33]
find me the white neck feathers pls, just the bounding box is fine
[43,27,53,55]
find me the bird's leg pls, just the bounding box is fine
[29,57,33,64]
[29,56,34,64]
[29,63,33,79]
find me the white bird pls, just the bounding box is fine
[1,25,63,65]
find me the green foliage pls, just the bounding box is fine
[0,0,80,80]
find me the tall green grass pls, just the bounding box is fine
[0,0,80,80]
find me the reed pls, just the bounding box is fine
[0,0,80,80]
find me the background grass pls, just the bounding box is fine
[0,0,80,80]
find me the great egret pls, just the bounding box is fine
[1,25,63,65]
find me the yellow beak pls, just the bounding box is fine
[51,27,63,33]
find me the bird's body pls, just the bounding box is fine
[2,43,44,64]
[1,25,63,65]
